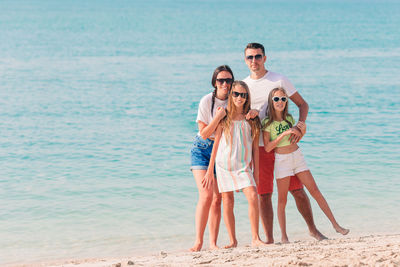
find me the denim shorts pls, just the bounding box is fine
[190,135,214,171]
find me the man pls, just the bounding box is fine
[243,42,326,243]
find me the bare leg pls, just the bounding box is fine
[258,193,274,244]
[222,192,237,248]
[296,170,349,235]
[190,170,214,252]
[290,188,328,241]
[208,180,221,249]
[276,177,291,243]
[242,186,266,247]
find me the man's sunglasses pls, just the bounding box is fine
[246,54,263,61]
[216,78,233,84]
[232,91,248,98]
[272,96,288,102]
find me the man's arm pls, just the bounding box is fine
[252,132,260,186]
[290,92,309,122]
[289,92,309,143]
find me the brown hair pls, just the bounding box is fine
[210,65,234,116]
[221,81,261,142]
[263,88,293,129]
[244,43,265,56]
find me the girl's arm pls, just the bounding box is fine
[202,125,223,189]
[263,129,294,153]
[252,132,260,186]
[245,109,259,120]
[198,107,226,140]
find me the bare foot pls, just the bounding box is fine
[335,226,350,235]
[265,238,274,244]
[209,244,219,250]
[190,242,203,252]
[224,241,237,249]
[281,237,290,244]
[310,229,328,241]
[252,239,267,247]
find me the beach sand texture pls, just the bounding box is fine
[18,234,400,267]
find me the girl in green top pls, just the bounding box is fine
[262,88,349,244]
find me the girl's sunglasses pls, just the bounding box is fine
[232,91,248,99]
[216,78,233,85]
[272,96,287,102]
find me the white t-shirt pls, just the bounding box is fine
[196,92,228,139]
[243,71,297,145]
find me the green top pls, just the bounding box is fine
[261,115,295,148]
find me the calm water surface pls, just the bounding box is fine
[0,0,399,264]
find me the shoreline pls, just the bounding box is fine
[10,234,400,267]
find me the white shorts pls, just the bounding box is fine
[274,148,309,179]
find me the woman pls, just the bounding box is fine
[190,65,234,251]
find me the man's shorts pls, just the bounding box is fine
[258,147,303,195]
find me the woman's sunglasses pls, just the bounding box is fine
[216,78,233,85]
[272,96,287,102]
[232,91,248,99]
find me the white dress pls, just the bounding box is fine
[215,120,256,193]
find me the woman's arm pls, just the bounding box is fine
[198,107,226,140]
[252,132,260,186]
[263,129,293,153]
[202,125,223,189]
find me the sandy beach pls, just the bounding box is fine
[15,234,399,267]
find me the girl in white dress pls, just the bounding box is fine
[203,81,265,248]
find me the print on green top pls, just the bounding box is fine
[275,123,290,136]
[261,115,295,148]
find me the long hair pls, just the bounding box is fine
[210,65,234,116]
[221,81,261,142]
[264,88,293,128]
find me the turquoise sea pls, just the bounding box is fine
[1,0,399,264]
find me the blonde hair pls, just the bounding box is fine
[264,88,293,129]
[221,81,261,142]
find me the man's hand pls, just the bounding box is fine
[254,171,259,187]
[296,121,307,135]
[245,109,259,120]
[288,127,302,144]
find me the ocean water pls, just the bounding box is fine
[1,0,399,264]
